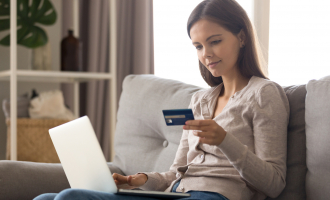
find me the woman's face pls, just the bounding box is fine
[190,19,244,78]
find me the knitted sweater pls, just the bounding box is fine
[140,76,290,200]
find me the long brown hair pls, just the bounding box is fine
[187,0,268,87]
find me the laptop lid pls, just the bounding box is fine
[49,116,190,199]
[49,116,117,193]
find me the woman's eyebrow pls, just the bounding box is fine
[192,34,223,44]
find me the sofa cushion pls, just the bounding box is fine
[0,161,70,200]
[0,160,123,200]
[114,75,308,199]
[267,85,307,200]
[113,75,203,175]
[305,75,330,200]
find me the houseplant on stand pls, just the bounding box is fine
[0,0,57,70]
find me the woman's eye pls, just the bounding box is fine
[195,45,202,50]
[211,40,221,45]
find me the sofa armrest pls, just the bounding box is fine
[0,160,123,200]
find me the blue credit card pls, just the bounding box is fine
[162,109,195,126]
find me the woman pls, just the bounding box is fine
[35,0,289,199]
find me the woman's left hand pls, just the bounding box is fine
[183,120,227,146]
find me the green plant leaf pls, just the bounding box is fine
[0,25,47,48]
[18,26,47,48]
[0,0,56,48]
[34,0,56,25]
[18,0,29,20]
[0,18,22,31]
[0,34,9,45]
[0,18,9,31]
[17,25,29,42]
[0,0,10,16]
[30,0,42,20]
[0,25,28,46]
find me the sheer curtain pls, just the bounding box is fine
[268,0,330,86]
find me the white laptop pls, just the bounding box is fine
[49,115,190,199]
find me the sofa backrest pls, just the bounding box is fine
[267,85,307,200]
[113,74,308,200]
[305,75,330,200]
[113,75,203,175]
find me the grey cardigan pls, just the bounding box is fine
[140,76,290,200]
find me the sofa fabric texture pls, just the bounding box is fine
[305,75,330,200]
[0,161,123,200]
[266,85,307,200]
[0,161,70,200]
[113,75,203,175]
[1,74,328,200]
[114,75,308,200]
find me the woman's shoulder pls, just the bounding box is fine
[250,76,289,110]
[190,88,208,103]
[191,84,220,100]
[250,76,285,96]
[188,85,218,108]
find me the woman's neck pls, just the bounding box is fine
[221,72,250,99]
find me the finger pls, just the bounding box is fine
[183,125,209,131]
[113,173,128,184]
[112,173,120,181]
[185,120,212,126]
[199,137,214,145]
[114,180,121,186]
[193,130,213,138]
[127,175,133,185]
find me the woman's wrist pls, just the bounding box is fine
[137,173,148,183]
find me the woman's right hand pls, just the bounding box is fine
[112,173,148,190]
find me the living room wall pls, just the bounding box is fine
[0,0,62,160]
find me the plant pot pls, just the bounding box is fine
[31,41,52,70]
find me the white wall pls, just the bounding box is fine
[0,0,62,160]
[268,0,330,86]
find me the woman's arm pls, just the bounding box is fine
[139,128,189,191]
[138,92,200,191]
[218,83,290,198]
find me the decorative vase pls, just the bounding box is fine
[31,41,52,70]
[61,30,82,71]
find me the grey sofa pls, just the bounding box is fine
[0,74,329,200]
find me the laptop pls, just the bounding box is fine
[49,116,190,199]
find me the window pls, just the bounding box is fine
[153,0,254,88]
[269,0,330,86]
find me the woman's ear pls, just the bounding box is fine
[238,29,246,48]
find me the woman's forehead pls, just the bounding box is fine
[190,19,228,41]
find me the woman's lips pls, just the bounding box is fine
[208,61,221,68]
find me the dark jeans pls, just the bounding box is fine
[33,181,229,200]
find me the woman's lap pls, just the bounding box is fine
[34,188,228,200]
[34,193,57,200]
[34,189,159,200]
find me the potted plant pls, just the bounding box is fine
[0,0,57,70]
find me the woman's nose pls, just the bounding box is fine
[202,47,213,58]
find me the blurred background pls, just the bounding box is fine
[0,0,329,161]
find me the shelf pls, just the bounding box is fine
[0,70,113,83]
[6,0,117,162]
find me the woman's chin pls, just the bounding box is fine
[210,72,222,78]
[206,67,223,77]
